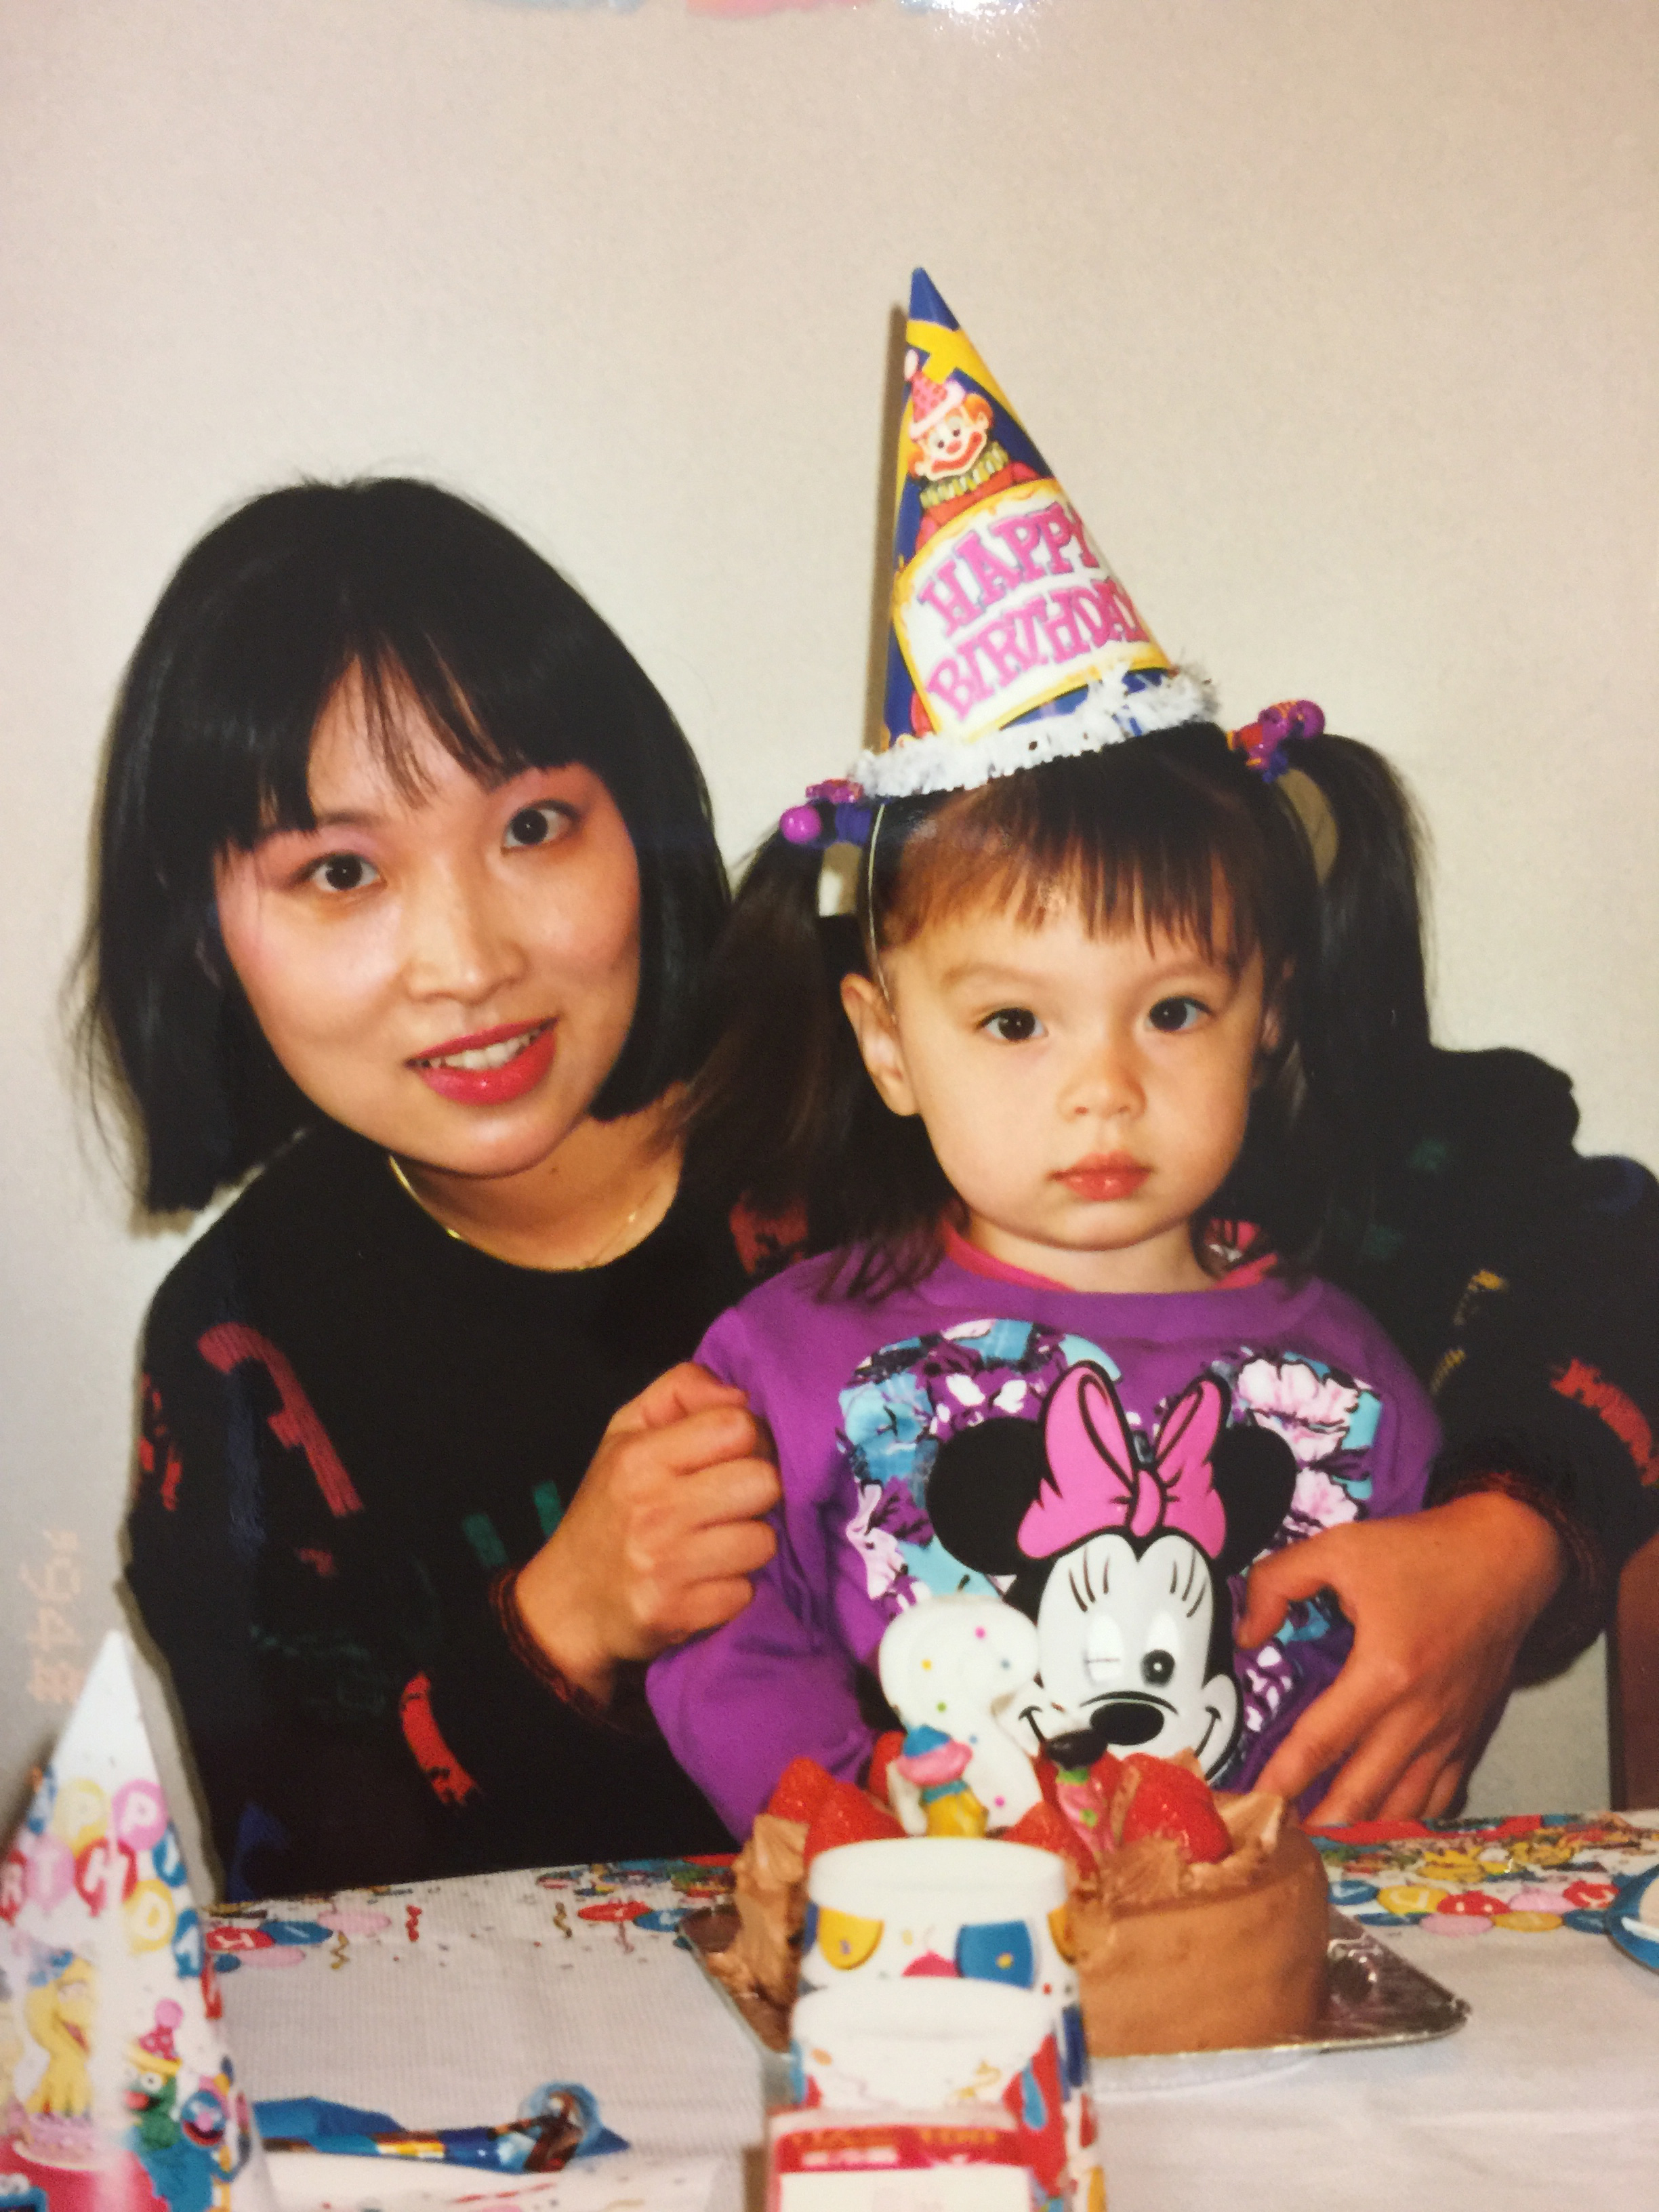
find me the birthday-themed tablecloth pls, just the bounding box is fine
[211,1858,749,2212]
[214,1824,1659,2212]
[1309,1809,1659,1936]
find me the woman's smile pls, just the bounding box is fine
[410,1017,557,1103]
[214,678,641,1188]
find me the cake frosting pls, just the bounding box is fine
[705,1811,808,2016]
[1069,1787,1330,2055]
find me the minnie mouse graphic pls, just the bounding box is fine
[926,1363,1297,1778]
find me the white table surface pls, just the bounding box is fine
[216,1825,1659,2212]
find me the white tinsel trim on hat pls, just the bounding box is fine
[857,666,1218,798]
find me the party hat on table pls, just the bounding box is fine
[0,1634,274,2212]
[867,268,1214,798]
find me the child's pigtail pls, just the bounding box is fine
[1267,729,1435,1254]
[1284,736,1431,1119]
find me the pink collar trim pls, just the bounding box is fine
[941,1219,1275,1293]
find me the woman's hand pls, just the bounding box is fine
[1236,1492,1565,1823]
[513,1362,781,1706]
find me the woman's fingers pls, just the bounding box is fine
[514,1370,783,1694]
[670,1574,764,1639]
[616,1360,751,1433]
[616,1461,780,1606]
[647,1517,780,1639]
[674,1454,783,1532]
[1255,1664,1404,1813]
[1234,1532,1343,1650]
[1251,1494,1565,1822]
[1423,1762,1465,1820]
[1296,1707,1455,1826]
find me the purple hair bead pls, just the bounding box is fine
[1232,698,1325,781]
[781,777,872,849]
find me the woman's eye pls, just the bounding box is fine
[307,853,378,894]
[504,802,573,851]
[1147,996,1206,1033]
[983,1007,1042,1044]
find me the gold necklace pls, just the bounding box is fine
[386,1153,672,1271]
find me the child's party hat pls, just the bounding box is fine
[0,1634,274,2212]
[867,269,1214,797]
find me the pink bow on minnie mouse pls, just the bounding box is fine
[1017,1365,1227,1561]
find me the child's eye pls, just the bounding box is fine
[504,802,575,851]
[982,1007,1043,1043]
[306,853,379,894]
[1147,996,1206,1033]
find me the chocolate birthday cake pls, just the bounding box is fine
[708,1745,1329,2059]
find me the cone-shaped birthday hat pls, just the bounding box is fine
[0,1635,274,2212]
[867,270,1214,798]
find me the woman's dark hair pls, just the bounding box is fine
[84,476,729,1212]
[684,722,1344,1292]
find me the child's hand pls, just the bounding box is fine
[512,1362,781,1706]
[1236,1494,1564,1823]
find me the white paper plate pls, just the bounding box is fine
[1605,1864,1659,1973]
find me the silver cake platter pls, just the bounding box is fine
[680,1904,1469,2096]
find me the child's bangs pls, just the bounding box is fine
[884,743,1273,975]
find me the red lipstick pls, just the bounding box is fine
[409,1019,555,1106]
[1056,1155,1149,1203]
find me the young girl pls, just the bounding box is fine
[647,276,1441,1836]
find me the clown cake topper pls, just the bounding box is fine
[869,268,1214,797]
[0,1634,271,2212]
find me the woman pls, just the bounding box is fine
[94,478,780,1897]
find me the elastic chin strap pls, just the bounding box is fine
[865,800,895,1011]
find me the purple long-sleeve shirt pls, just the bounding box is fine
[647,1245,1439,1837]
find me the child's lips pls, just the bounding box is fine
[1055,1156,1149,1202]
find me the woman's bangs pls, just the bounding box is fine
[355,630,534,796]
[234,622,539,850]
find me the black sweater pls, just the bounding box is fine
[1232,1045,1659,1668]
[128,1123,750,1899]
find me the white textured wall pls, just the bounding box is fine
[2,0,1654,1859]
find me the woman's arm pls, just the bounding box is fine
[411,1362,785,1857]
[1252,1053,1659,1822]
[1237,1492,1564,1822]
[130,1281,762,1889]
